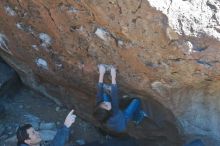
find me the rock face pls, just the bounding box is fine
[148,0,220,40]
[0,0,220,144]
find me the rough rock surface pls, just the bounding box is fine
[148,0,220,40]
[0,0,220,145]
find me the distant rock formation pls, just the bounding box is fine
[148,0,220,40]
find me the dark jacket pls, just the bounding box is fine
[96,83,127,133]
[19,125,70,146]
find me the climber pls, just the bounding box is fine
[16,109,76,146]
[93,64,147,137]
[16,108,139,146]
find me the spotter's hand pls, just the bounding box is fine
[64,109,76,128]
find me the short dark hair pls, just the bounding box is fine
[16,124,32,146]
[93,105,112,123]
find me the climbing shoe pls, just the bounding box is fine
[134,110,148,125]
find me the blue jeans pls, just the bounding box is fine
[184,139,205,146]
[97,83,142,123]
[123,98,142,123]
[103,92,111,102]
